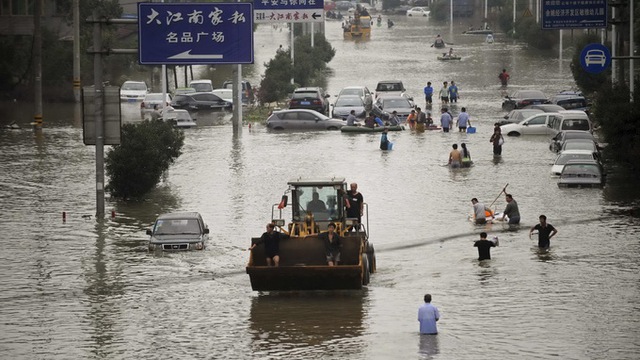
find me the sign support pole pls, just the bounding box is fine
[559,29,563,63]
[513,0,516,35]
[311,22,315,48]
[630,0,635,99]
[291,23,295,85]
[93,10,105,217]
[611,7,617,83]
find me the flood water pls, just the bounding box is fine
[1,16,640,360]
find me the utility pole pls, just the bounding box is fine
[33,0,43,128]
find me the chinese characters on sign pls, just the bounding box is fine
[254,0,324,24]
[541,0,607,29]
[138,3,254,65]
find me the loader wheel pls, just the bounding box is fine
[362,253,370,285]
[366,243,376,273]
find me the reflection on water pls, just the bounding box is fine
[418,334,440,359]
[249,292,366,357]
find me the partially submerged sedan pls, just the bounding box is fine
[332,95,366,119]
[550,150,599,176]
[549,130,597,153]
[502,90,550,111]
[147,212,209,251]
[266,109,345,130]
[558,160,605,188]
[371,95,414,122]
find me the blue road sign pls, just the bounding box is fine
[254,0,324,23]
[580,43,610,74]
[138,3,254,65]
[542,0,607,30]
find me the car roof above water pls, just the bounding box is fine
[156,212,202,220]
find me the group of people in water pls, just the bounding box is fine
[424,80,459,107]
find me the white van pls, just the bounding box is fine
[188,80,214,93]
[547,110,592,136]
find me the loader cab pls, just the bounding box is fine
[291,180,346,229]
[275,178,348,234]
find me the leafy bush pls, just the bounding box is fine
[106,120,184,198]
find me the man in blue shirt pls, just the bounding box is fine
[418,294,440,335]
[423,81,433,107]
[456,107,470,132]
[448,81,459,103]
[440,107,452,132]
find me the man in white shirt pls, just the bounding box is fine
[471,198,488,224]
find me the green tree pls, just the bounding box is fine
[382,0,402,11]
[591,83,640,170]
[258,32,335,104]
[259,50,295,104]
[106,120,185,199]
[514,17,557,50]
[293,33,335,86]
[429,0,450,22]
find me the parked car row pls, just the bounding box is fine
[499,89,604,188]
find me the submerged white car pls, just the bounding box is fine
[120,81,148,102]
[406,7,430,16]
[163,109,197,129]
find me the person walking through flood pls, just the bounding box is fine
[456,107,470,132]
[529,215,558,250]
[500,194,520,224]
[448,144,462,168]
[471,198,488,224]
[439,82,449,105]
[406,109,417,130]
[440,107,452,132]
[423,81,434,107]
[418,294,440,335]
[380,128,393,150]
[474,232,498,260]
[498,68,510,87]
[460,143,472,167]
[490,125,504,155]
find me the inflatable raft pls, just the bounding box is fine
[437,55,461,61]
[341,125,405,133]
[468,211,509,224]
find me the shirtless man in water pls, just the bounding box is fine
[449,144,462,168]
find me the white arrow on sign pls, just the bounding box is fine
[168,50,223,60]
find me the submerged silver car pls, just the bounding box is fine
[332,95,366,119]
[147,212,209,251]
[266,109,345,130]
[558,160,605,188]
